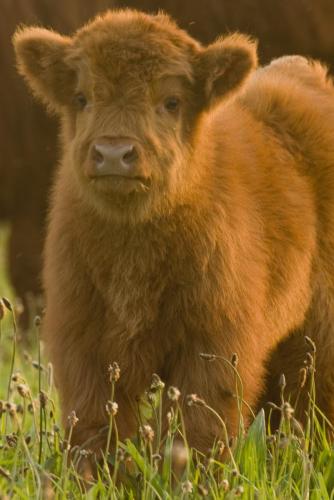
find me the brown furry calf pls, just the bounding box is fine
[5,0,334,332]
[14,10,334,452]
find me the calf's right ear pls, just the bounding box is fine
[13,27,75,112]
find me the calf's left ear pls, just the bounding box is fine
[13,27,75,112]
[196,34,258,108]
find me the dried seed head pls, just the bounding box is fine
[39,391,48,408]
[181,480,193,494]
[140,424,155,443]
[16,404,24,415]
[17,384,29,398]
[199,353,217,361]
[11,372,22,383]
[34,315,41,327]
[80,449,93,457]
[231,353,239,367]
[282,402,294,420]
[32,361,43,371]
[2,297,12,312]
[279,373,286,390]
[167,386,181,402]
[146,391,156,404]
[6,434,17,447]
[221,479,229,491]
[267,435,276,445]
[235,485,244,496]
[106,400,118,416]
[27,402,35,414]
[5,403,17,417]
[0,299,5,320]
[305,336,316,353]
[186,394,206,407]
[232,468,239,477]
[150,373,165,391]
[68,411,79,428]
[108,362,120,382]
[298,368,307,389]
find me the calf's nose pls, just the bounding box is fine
[90,140,139,177]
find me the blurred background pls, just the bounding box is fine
[1,0,334,331]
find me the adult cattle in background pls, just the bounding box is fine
[118,0,334,69]
[0,0,114,329]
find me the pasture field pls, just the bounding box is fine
[0,225,334,499]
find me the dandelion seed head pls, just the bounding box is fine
[140,424,154,442]
[68,411,79,427]
[108,362,120,382]
[167,386,181,402]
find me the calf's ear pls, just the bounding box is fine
[196,34,258,108]
[13,27,75,112]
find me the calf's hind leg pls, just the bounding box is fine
[261,289,334,430]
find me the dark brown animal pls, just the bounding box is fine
[14,10,334,453]
[118,0,334,70]
[0,0,114,328]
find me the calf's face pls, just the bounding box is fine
[14,10,257,222]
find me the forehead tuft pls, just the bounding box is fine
[69,10,200,82]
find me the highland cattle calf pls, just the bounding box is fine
[14,10,334,453]
[5,0,334,332]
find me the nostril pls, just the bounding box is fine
[122,146,138,165]
[92,146,104,165]
[89,140,141,178]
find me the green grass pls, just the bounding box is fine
[0,225,334,499]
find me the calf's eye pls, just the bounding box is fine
[164,96,181,113]
[74,92,88,110]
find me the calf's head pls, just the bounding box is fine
[14,10,257,222]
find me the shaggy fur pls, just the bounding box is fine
[6,0,334,330]
[14,10,334,452]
